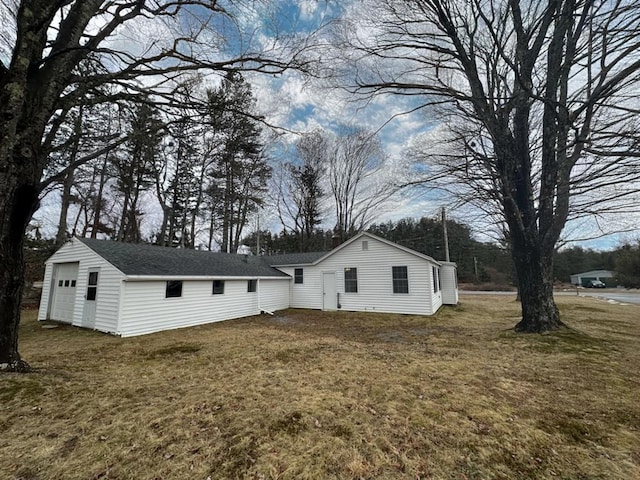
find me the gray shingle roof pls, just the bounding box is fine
[261,252,327,266]
[77,238,289,277]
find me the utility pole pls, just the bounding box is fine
[256,210,260,256]
[442,207,450,262]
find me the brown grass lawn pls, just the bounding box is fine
[1,296,639,480]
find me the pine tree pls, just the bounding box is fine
[204,72,270,253]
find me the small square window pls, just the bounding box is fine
[58,280,63,287]
[64,280,70,287]
[294,268,303,284]
[166,280,183,298]
[71,280,76,287]
[212,280,225,295]
[247,279,257,292]
[362,240,368,251]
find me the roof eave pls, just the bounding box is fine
[123,274,290,282]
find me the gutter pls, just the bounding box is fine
[123,275,289,282]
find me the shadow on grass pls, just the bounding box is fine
[498,326,613,355]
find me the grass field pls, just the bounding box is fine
[1,296,639,479]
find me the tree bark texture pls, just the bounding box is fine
[510,233,562,332]
[0,1,101,369]
[0,156,40,370]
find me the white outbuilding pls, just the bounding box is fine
[570,270,616,287]
[38,232,458,336]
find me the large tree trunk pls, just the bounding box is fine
[0,162,39,371]
[510,234,563,333]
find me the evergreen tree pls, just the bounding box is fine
[113,104,163,243]
[204,72,270,253]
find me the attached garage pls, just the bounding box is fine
[38,238,292,336]
[48,262,79,323]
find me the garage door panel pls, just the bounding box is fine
[50,262,79,323]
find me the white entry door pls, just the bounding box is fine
[50,262,79,323]
[322,272,337,310]
[82,270,99,328]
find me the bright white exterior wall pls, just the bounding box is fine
[259,278,291,313]
[440,263,459,305]
[277,266,322,309]
[39,233,456,338]
[277,235,442,315]
[117,277,290,337]
[38,240,125,334]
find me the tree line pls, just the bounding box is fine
[241,217,640,288]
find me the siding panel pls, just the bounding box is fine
[259,279,291,312]
[440,263,459,305]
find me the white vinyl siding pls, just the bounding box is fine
[118,278,289,337]
[440,263,459,305]
[280,236,441,315]
[39,233,455,337]
[275,266,321,309]
[39,239,124,334]
[259,279,291,312]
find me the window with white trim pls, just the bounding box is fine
[345,268,358,293]
[392,266,409,294]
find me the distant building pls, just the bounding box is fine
[570,270,616,287]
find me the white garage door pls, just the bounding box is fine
[50,262,79,323]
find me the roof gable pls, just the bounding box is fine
[76,238,288,278]
[310,232,440,266]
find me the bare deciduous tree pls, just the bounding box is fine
[328,128,393,242]
[273,130,327,251]
[326,0,640,332]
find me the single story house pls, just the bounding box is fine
[38,232,458,337]
[570,270,616,287]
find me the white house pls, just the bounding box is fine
[265,233,458,316]
[38,232,458,337]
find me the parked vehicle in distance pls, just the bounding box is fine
[587,280,606,288]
